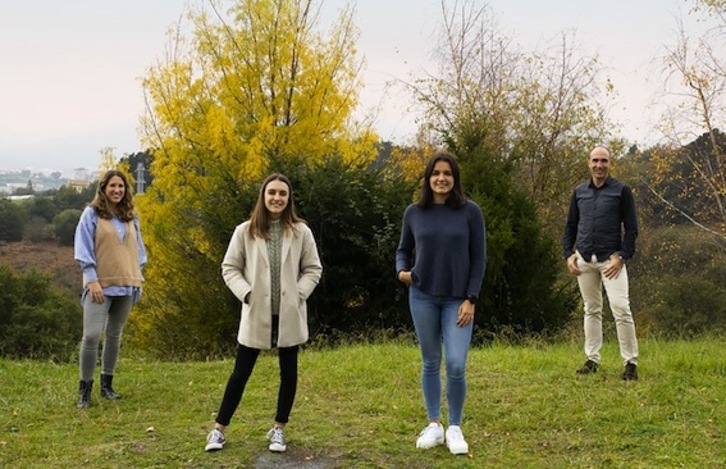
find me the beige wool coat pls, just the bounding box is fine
[222,220,322,350]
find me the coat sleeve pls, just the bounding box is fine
[222,224,252,303]
[296,225,322,302]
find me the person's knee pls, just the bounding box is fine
[81,332,101,347]
[446,359,466,379]
[611,305,635,324]
[583,305,603,317]
[422,358,442,373]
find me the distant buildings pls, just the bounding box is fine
[0,167,97,194]
[68,179,91,193]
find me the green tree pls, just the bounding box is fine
[0,265,82,361]
[26,196,57,222]
[53,183,96,212]
[0,199,25,242]
[53,209,82,246]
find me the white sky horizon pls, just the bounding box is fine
[0,0,712,175]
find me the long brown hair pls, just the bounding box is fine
[90,169,136,221]
[416,151,467,209]
[248,173,304,239]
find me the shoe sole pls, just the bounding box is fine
[269,443,287,452]
[447,444,469,455]
[205,443,224,452]
[416,438,444,449]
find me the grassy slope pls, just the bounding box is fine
[1,339,723,468]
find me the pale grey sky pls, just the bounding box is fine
[0,0,710,174]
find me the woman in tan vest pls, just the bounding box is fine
[204,173,322,454]
[73,169,147,408]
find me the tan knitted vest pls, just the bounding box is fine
[84,218,142,288]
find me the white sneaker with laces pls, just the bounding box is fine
[416,422,444,449]
[445,425,469,455]
[204,428,226,452]
[267,427,287,452]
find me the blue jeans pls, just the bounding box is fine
[408,285,473,426]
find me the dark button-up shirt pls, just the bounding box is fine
[562,177,638,262]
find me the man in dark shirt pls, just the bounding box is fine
[563,146,639,380]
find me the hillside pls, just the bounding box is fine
[0,240,79,291]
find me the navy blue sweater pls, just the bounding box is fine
[396,200,487,298]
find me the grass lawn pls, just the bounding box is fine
[1,338,723,468]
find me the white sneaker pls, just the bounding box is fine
[416,422,444,449]
[204,428,226,452]
[445,425,469,455]
[266,427,287,452]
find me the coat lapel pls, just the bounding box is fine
[281,229,292,264]
[254,236,269,266]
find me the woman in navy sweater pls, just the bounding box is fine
[396,151,486,455]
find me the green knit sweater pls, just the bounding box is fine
[267,220,283,316]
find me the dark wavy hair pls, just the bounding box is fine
[416,151,467,209]
[90,169,136,221]
[248,173,304,239]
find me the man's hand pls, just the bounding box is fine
[604,254,624,279]
[566,254,581,276]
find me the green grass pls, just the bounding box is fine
[1,338,724,468]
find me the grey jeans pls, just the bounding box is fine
[79,293,133,381]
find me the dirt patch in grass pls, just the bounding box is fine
[0,240,78,291]
[254,449,339,469]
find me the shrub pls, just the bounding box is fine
[0,265,82,361]
[630,225,726,337]
[53,209,82,246]
[0,199,25,242]
[651,275,726,337]
[26,196,58,222]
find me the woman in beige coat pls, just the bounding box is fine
[205,173,322,454]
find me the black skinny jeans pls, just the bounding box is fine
[215,343,299,426]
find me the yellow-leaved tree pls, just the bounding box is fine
[131,0,376,357]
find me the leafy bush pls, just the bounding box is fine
[280,155,417,336]
[53,183,97,212]
[630,225,726,337]
[650,275,726,337]
[455,137,579,338]
[53,209,82,246]
[25,196,58,222]
[0,199,25,242]
[0,265,82,361]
